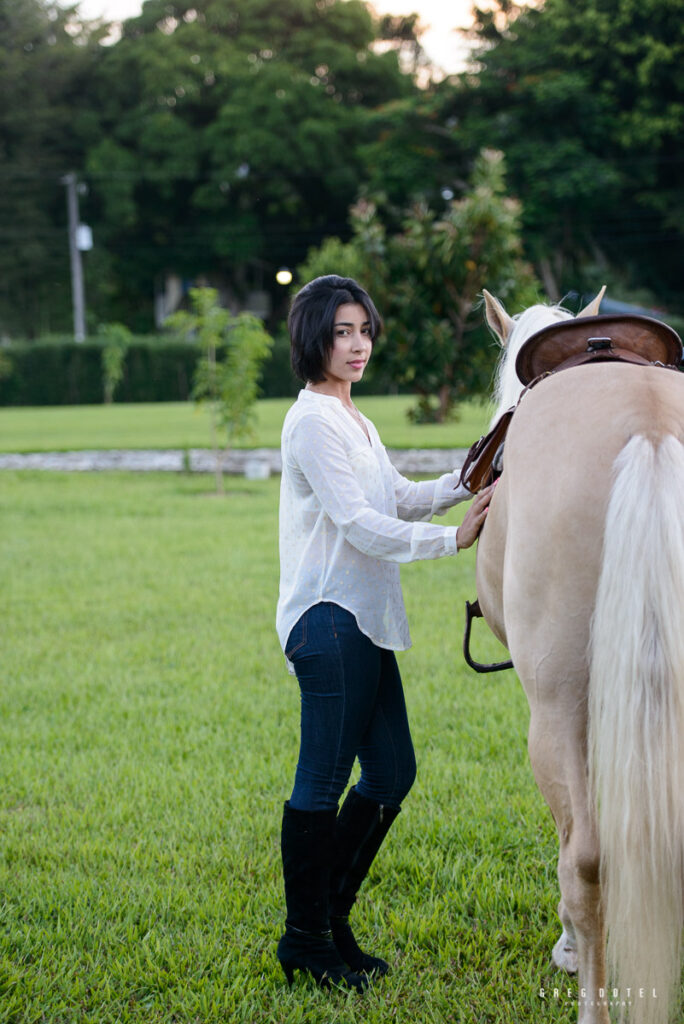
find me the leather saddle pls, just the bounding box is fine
[459,313,683,493]
[515,312,683,384]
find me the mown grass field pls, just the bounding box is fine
[0,465,581,1023]
[0,396,493,454]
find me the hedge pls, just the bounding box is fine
[0,337,301,406]
[0,334,391,406]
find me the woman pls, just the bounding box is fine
[276,275,494,991]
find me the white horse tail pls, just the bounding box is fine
[589,434,684,1024]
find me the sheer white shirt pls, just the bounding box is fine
[276,389,471,665]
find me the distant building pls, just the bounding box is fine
[153,271,272,328]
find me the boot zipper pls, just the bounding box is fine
[349,806,383,872]
[333,805,384,896]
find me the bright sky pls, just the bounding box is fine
[66,0,481,73]
[369,0,480,73]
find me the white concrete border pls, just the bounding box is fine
[0,447,469,475]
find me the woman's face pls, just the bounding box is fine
[323,303,373,385]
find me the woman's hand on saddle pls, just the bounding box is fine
[456,482,496,550]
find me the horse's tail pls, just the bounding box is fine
[589,434,684,1024]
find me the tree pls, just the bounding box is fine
[356,90,466,213]
[98,322,131,403]
[0,0,475,338]
[169,287,273,493]
[441,0,684,306]
[298,149,539,421]
[81,0,422,330]
[0,0,104,337]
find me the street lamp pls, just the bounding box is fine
[276,267,293,286]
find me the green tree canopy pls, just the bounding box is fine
[441,0,684,305]
[5,0,682,342]
[0,0,103,336]
[82,0,421,330]
[0,0,431,337]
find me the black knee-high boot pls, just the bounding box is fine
[277,801,367,991]
[328,788,400,976]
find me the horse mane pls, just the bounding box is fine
[491,302,574,426]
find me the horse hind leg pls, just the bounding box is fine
[555,818,608,1024]
[527,707,609,1024]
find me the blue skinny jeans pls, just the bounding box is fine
[285,602,417,813]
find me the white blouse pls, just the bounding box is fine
[276,389,470,664]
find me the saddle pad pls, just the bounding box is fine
[515,314,683,385]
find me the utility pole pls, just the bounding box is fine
[61,172,86,342]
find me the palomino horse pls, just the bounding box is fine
[476,289,684,1024]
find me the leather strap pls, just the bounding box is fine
[458,408,514,493]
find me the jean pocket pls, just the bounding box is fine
[285,611,308,660]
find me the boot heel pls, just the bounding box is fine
[280,960,295,986]
[278,929,368,991]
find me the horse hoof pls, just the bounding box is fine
[552,931,578,974]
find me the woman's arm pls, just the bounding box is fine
[289,416,459,562]
[390,465,472,522]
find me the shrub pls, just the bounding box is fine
[0,334,299,406]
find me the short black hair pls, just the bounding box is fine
[288,275,383,383]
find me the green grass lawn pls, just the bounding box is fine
[0,396,493,454]
[0,470,579,1023]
